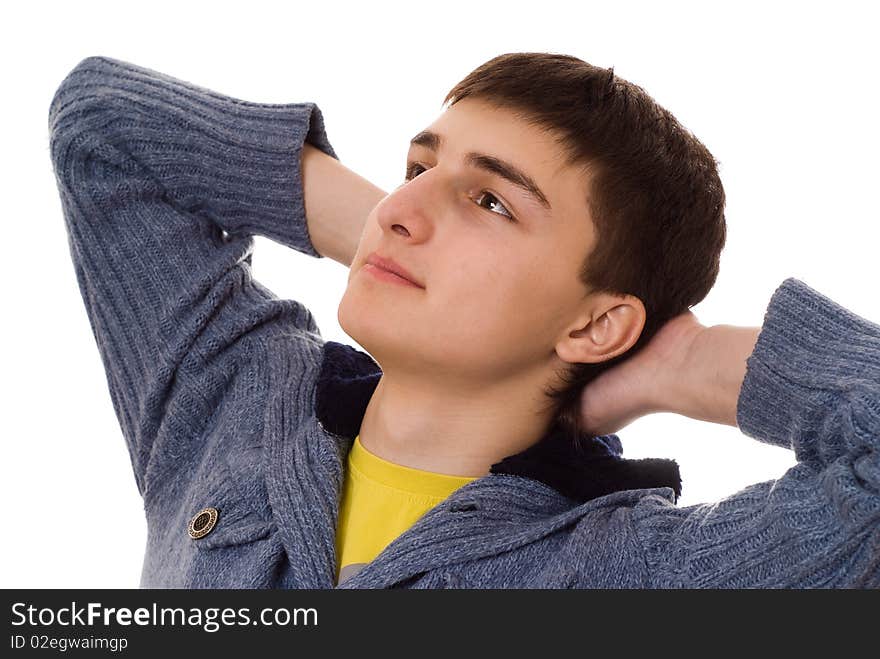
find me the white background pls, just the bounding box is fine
[2,0,878,587]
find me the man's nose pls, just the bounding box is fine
[375,171,445,239]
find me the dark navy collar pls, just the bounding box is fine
[315,340,681,505]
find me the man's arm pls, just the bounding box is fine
[48,56,341,495]
[663,324,761,427]
[302,143,387,267]
[625,278,880,587]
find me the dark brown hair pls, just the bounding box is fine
[443,52,727,439]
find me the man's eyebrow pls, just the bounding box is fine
[409,130,552,211]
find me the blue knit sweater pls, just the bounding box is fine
[48,56,880,588]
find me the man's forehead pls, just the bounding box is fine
[421,98,546,144]
[410,102,588,216]
[419,100,576,171]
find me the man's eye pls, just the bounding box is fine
[474,191,515,223]
[404,163,426,181]
[403,163,517,223]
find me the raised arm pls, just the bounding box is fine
[302,143,387,266]
[629,278,880,587]
[47,56,342,495]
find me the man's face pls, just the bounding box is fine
[338,97,597,388]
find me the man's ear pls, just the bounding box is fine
[555,294,646,365]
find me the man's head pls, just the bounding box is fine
[338,52,726,439]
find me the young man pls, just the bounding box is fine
[48,54,879,588]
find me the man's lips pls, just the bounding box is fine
[365,252,425,288]
[362,263,423,288]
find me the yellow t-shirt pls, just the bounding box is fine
[335,434,478,585]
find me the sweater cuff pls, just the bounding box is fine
[736,277,880,454]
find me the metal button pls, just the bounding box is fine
[188,507,219,539]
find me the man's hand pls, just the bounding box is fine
[577,310,707,436]
[578,309,762,434]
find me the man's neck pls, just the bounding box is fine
[357,370,556,478]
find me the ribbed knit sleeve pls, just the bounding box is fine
[47,56,339,496]
[630,277,880,588]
